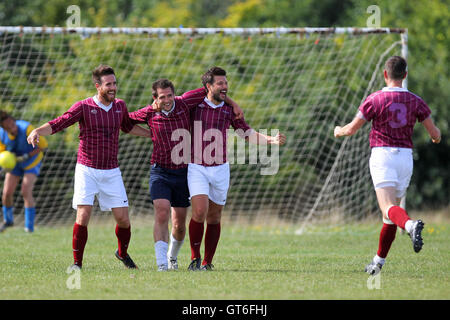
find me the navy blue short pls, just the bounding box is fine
[149,163,190,208]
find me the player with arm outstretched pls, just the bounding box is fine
[334,56,441,275]
[0,111,48,233]
[187,66,286,271]
[27,65,151,270]
[129,79,243,271]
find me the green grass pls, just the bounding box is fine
[0,221,449,300]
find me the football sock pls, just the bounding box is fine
[72,223,88,267]
[24,207,36,232]
[2,206,13,225]
[387,206,411,230]
[115,225,131,259]
[376,223,397,259]
[189,219,204,260]
[203,222,221,265]
[373,254,386,266]
[404,220,414,234]
[168,233,184,260]
[155,240,169,266]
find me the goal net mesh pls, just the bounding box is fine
[0,27,405,230]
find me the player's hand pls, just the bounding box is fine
[27,129,40,148]
[151,100,161,112]
[233,105,244,120]
[272,132,286,146]
[432,136,441,144]
[334,126,342,138]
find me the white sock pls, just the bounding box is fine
[154,240,168,266]
[404,220,414,234]
[167,233,184,260]
[373,254,386,266]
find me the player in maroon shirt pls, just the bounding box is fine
[334,56,441,275]
[188,67,286,271]
[129,78,243,271]
[27,65,151,270]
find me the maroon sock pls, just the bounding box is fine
[115,225,131,259]
[189,219,204,260]
[72,223,88,267]
[387,206,411,229]
[203,223,221,265]
[377,223,397,258]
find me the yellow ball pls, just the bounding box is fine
[0,151,17,170]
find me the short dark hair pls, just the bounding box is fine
[202,66,227,91]
[0,110,13,124]
[152,79,175,98]
[92,64,115,85]
[385,56,407,80]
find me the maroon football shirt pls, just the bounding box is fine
[358,87,431,148]
[129,88,206,169]
[191,98,252,166]
[48,97,134,169]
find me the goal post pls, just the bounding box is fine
[0,27,407,229]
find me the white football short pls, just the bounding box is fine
[187,162,230,205]
[369,147,413,198]
[72,163,129,211]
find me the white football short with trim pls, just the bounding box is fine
[187,162,230,206]
[369,146,413,198]
[72,163,129,211]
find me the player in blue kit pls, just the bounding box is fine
[0,111,48,233]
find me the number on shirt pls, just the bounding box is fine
[388,103,407,128]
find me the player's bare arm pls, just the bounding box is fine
[421,117,441,144]
[27,123,52,148]
[334,116,366,138]
[128,124,152,138]
[247,131,286,146]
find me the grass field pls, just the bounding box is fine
[0,217,449,301]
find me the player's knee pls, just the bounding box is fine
[172,220,186,234]
[20,185,33,199]
[2,191,14,202]
[206,213,221,225]
[116,216,130,228]
[192,203,208,217]
[76,206,92,226]
[155,210,170,225]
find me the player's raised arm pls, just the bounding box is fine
[27,123,52,148]
[247,130,286,146]
[334,113,366,138]
[129,106,151,125]
[421,117,441,144]
[128,124,152,138]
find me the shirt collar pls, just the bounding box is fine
[93,95,113,111]
[204,97,224,109]
[382,87,409,92]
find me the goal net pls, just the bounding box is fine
[0,27,407,230]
